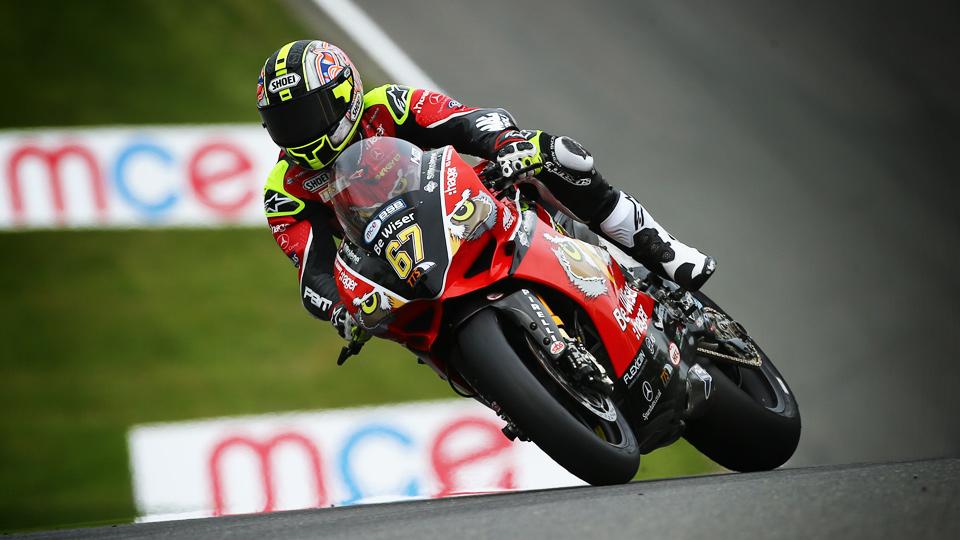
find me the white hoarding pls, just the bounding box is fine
[0,125,278,230]
[128,400,583,521]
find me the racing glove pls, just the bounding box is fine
[496,131,596,185]
[330,303,370,345]
[495,133,543,180]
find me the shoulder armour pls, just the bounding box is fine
[263,160,305,217]
[364,84,413,124]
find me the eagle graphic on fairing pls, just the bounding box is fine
[447,189,497,249]
[352,287,406,330]
[543,232,614,298]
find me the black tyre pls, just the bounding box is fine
[455,309,640,485]
[683,294,801,471]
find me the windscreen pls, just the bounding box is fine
[330,136,424,246]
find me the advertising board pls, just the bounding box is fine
[0,125,277,229]
[128,400,583,521]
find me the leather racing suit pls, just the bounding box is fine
[263,84,711,322]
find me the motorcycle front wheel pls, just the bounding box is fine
[454,308,640,485]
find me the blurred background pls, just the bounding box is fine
[1,0,958,532]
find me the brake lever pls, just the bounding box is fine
[481,162,539,193]
[336,339,366,366]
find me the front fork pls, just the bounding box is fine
[487,289,615,396]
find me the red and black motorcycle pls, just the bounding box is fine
[329,136,800,485]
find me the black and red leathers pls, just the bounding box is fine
[262,84,680,322]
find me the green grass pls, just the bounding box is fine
[0,0,719,532]
[0,0,387,128]
[0,229,455,530]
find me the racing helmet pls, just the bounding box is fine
[257,40,364,170]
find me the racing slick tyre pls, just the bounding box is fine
[682,293,801,472]
[454,309,640,485]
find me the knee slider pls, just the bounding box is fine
[552,136,594,172]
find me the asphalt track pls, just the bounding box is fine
[341,0,960,466]
[23,459,960,539]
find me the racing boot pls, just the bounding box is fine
[496,130,716,290]
[595,191,716,291]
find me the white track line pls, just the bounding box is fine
[310,0,445,93]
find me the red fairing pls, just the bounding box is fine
[332,145,652,379]
[510,217,653,377]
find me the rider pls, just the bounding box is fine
[256,40,716,343]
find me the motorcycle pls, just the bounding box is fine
[328,136,800,485]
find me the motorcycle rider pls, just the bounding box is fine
[257,40,716,343]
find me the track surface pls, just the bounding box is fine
[25,459,960,539]
[347,0,960,466]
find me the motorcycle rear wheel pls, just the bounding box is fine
[682,293,801,471]
[455,309,640,485]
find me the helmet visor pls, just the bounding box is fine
[258,84,353,148]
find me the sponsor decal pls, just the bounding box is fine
[524,290,561,351]
[549,341,566,355]
[268,73,301,94]
[386,85,409,119]
[642,389,663,421]
[444,165,459,196]
[339,242,361,265]
[364,218,382,244]
[380,213,415,239]
[631,310,648,339]
[376,199,407,222]
[642,381,654,401]
[374,154,402,181]
[660,363,673,385]
[290,252,300,268]
[426,152,440,180]
[622,352,646,387]
[475,113,512,132]
[302,172,330,193]
[613,307,630,331]
[406,261,436,287]
[264,191,298,214]
[372,213,417,255]
[303,287,333,312]
[348,89,362,121]
[338,271,358,292]
[271,223,288,234]
[669,342,681,366]
[618,286,638,316]
[412,91,427,114]
[423,181,438,193]
[448,99,462,109]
